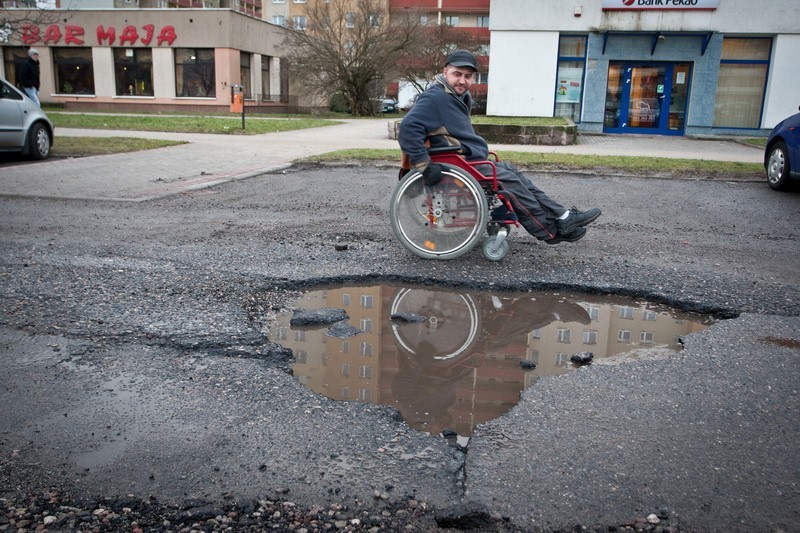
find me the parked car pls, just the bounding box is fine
[0,77,54,160]
[764,106,800,191]
[381,98,398,113]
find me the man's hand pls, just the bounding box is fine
[422,163,443,186]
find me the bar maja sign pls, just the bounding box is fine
[21,23,177,46]
[602,0,719,8]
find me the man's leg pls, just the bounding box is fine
[495,162,563,240]
[23,87,40,107]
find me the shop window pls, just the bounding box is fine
[53,47,95,95]
[713,37,771,129]
[114,48,153,97]
[2,47,28,87]
[261,56,271,100]
[240,52,251,98]
[554,35,587,123]
[175,48,216,98]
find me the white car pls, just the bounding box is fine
[0,77,54,160]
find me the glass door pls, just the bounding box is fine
[604,62,691,135]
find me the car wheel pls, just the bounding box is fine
[766,140,791,191]
[27,123,51,160]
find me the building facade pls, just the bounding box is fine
[0,5,291,112]
[487,0,800,135]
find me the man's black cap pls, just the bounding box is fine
[445,49,477,71]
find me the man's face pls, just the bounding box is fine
[443,65,475,95]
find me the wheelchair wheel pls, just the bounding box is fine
[482,234,510,262]
[390,166,488,260]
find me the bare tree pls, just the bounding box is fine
[283,0,423,116]
[1,2,65,46]
[395,23,484,96]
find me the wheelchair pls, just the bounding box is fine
[390,147,520,261]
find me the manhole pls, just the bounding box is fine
[270,284,713,438]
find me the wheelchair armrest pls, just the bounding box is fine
[427,145,462,155]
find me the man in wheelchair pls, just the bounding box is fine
[398,49,601,244]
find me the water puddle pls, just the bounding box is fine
[270,284,713,438]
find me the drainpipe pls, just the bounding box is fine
[437,0,442,26]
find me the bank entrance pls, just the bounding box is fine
[603,62,691,135]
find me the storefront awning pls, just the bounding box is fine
[601,31,715,56]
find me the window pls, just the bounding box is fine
[360,295,373,308]
[272,0,284,2]
[530,329,541,339]
[587,305,600,320]
[713,38,771,128]
[643,310,657,321]
[294,330,305,341]
[583,330,598,344]
[341,340,350,353]
[618,330,631,342]
[295,350,307,363]
[557,329,571,343]
[272,15,286,26]
[240,52,251,98]
[340,387,349,399]
[273,325,287,341]
[360,318,372,333]
[640,331,654,344]
[293,16,307,30]
[554,35,587,123]
[419,15,429,25]
[293,0,305,2]
[114,48,153,97]
[477,16,490,27]
[53,47,95,95]
[341,363,349,377]
[368,14,380,27]
[175,48,215,97]
[345,12,355,28]
[342,293,350,306]
[359,388,371,401]
[619,306,635,319]
[359,365,371,379]
[555,352,570,367]
[261,56,271,100]
[2,47,29,87]
[360,342,372,356]
[444,16,459,26]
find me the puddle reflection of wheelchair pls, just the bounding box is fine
[390,147,520,261]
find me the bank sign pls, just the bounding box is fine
[602,0,719,9]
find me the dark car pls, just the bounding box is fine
[381,98,398,113]
[0,77,54,160]
[764,106,800,191]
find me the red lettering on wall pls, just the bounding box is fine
[157,26,177,46]
[119,25,139,45]
[97,25,116,45]
[65,25,85,45]
[21,24,40,45]
[43,25,63,44]
[141,24,155,45]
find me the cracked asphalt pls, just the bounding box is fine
[1,133,799,531]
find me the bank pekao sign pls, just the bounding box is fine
[602,0,719,9]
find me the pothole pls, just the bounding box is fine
[269,283,714,440]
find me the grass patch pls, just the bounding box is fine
[52,136,185,157]
[472,116,570,126]
[739,137,767,149]
[304,148,763,178]
[49,113,340,135]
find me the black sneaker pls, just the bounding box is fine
[546,226,587,245]
[556,207,601,236]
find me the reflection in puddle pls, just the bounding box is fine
[271,285,713,438]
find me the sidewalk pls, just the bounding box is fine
[0,119,763,202]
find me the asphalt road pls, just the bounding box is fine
[1,160,799,532]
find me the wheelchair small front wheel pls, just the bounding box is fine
[390,167,488,260]
[482,234,510,261]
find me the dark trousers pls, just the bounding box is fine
[494,161,566,240]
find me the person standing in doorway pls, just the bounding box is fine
[19,48,41,107]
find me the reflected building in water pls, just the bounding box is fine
[274,285,709,437]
